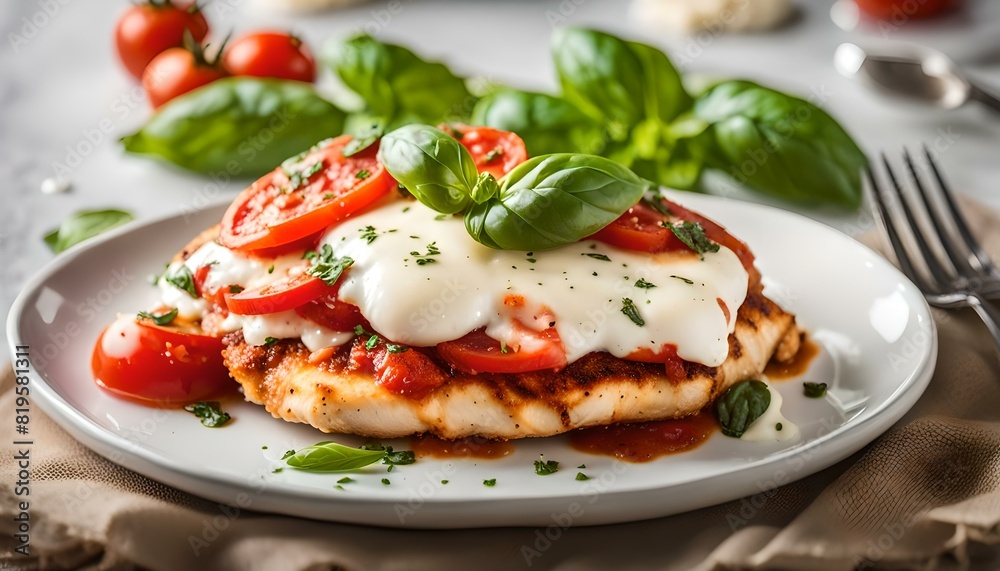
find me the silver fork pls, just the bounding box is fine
[867,147,1000,358]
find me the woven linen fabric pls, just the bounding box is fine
[2,200,1000,571]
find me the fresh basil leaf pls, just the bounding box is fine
[803,382,828,398]
[378,124,479,214]
[551,28,645,134]
[184,401,232,428]
[285,441,387,472]
[43,209,134,253]
[716,380,771,438]
[324,34,473,128]
[471,89,601,156]
[305,244,354,285]
[464,154,646,251]
[694,80,865,209]
[627,40,691,125]
[164,265,198,298]
[670,221,720,257]
[137,308,178,326]
[122,77,345,177]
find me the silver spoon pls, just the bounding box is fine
[834,43,1000,113]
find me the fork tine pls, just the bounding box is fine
[867,164,926,289]
[903,149,974,277]
[880,153,953,289]
[922,145,998,274]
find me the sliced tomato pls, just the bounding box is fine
[220,135,393,252]
[592,201,686,253]
[442,124,528,179]
[625,344,688,382]
[92,314,233,404]
[294,292,368,332]
[437,326,567,374]
[225,272,334,315]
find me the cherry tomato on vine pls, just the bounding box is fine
[223,31,316,83]
[115,1,209,80]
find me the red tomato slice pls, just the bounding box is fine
[225,272,334,315]
[437,326,567,374]
[294,290,368,332]
[92,315,233,404]
[592,202,686,253]
[220,135,393,252]
[442,124,528,179]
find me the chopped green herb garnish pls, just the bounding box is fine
[165,265,198,298]
[621,298,644,326]
[803,382,828,398]
[583,253,611,262]
[776,423,783,431]
[283,159,324,191]
[441,480,449,485]
[642,196,672,217]
[263,337,278,347]
[634,278,657,289]
[137,307,178,326]
[267,264,275,274]
[365,334,379,350]
[412,241,440,265]
[360,225,379,244]
[381,478,391,486]
[272,467,283,473]
[534,456,559,476]
[183,401,231,428]
[262,446,268,450]
[335,485,345,491]
[338,477,353,484]
[435,213,449,221]
[383,449,416,466]
[670,221,720,258]
[500,340,509,354]
[575,472,590,481]
[281,450,296,460]
[229,285,243,294]
[670,275,694,285]
[305,244,354,286]
[356,169,371,180]
[386,343,409,353]
[324,193,335,200]
[483,478,496,487]
[577,464,586,469]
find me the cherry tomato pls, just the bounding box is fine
[220,135,393,251]
[142,42,228,108]
[115,1,209,80]
[442,124,528,179]
[223,31,316,83]
[225,272,335,315]
[92,314,232,404]
[437,325,567,374]
[854,0,958,19]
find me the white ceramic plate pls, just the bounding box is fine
[7,192,936,528]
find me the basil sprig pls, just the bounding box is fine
[378,124,480,214]
[379,125,647,251]
[716,380,771,438]
[184,401,232,428]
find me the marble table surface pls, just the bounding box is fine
[2,0,999,347]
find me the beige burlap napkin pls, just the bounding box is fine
[3,201,1000,571]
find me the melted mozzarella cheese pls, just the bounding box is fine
[322,201,748,366]
[161,200,749,364]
